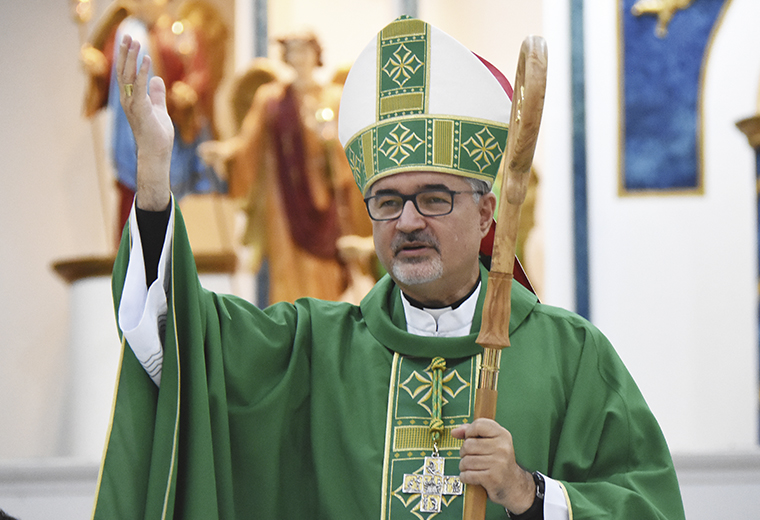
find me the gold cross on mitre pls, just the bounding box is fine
[401,454,463,513]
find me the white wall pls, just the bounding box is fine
[263,0,543,122]
[267,0,397,83]
[582,0,759,453]
[539,0,760,455]
[0,0,235,460]
[0,0,105,460]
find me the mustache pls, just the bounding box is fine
[391,231,440,255]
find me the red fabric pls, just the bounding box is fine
[480,219,537,297]
[480,219,496,257]
[473,58,535,295]
[116,181,135,248]
[513,256,537,297]
[268,85,341,260]
[474,54,513,100]
[475,54,513,258]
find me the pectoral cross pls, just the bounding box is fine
[402,454,463,513]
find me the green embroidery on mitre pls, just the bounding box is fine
[339,16,512,195]
[378,18,429,120]
[344,115,508,194]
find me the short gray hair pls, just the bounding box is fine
[464,178,492,202]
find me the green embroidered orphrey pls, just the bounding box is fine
[400,357,463,513]
[384,354,478,519]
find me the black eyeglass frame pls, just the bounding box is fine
[363,189,484,222]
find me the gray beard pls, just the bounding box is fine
[391,255,444,286]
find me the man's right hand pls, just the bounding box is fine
[116,34,173,211]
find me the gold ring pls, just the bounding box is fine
[124,84,134,97]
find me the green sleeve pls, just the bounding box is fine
[545,310,685,519]
[498,288,684,520]
[94,203,312,519]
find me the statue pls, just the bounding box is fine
[80,0,228,244]
[199,32,375,305]
[631,0,696,38]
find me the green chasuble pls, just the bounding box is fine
[94,205,685,519]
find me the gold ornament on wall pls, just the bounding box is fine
[631,0,696,38]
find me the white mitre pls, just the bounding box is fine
[338,15,513,195]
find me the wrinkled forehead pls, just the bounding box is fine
[367,171,471,195]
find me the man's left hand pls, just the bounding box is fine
[451,418,536,514]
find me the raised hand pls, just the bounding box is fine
[116,34,173,210]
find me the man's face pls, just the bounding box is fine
[368,171,495,306]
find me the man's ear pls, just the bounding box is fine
[479,192,497,237]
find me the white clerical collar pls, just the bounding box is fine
[401,283,481,338]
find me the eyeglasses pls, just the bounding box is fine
[363,189,482,221]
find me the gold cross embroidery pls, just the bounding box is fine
[401,455,463,513]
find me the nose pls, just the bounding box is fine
[395,200,426,232]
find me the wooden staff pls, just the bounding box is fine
[463,35,548,520]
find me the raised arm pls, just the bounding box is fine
[116,34,173,211]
